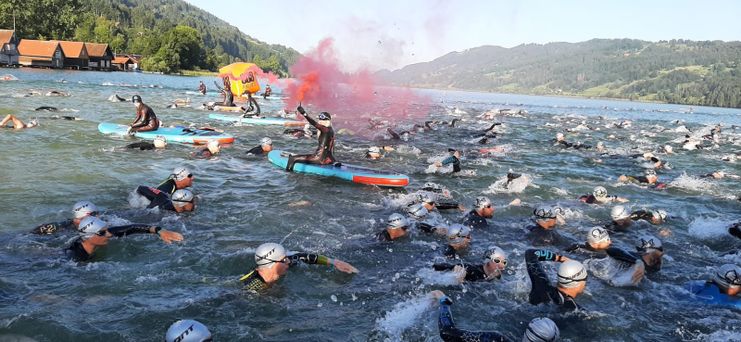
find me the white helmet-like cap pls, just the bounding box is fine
[407,203,429,219]
[207,140,220,153]
[663,145,673,154]
[556,132,564,139]
[387,213,408,229]
[447,224,471,244]
[611,205,630,220]
[654,209,668,221]
[172,189,194,204]
[153,136,167,148]
[484,246,507,265]
[557,260,587,288]
[523,317,560,342]
[636,235,663,252]
[255,243,287,269]
[165,319,212,342]
[418,192,437,204]
[72,200,98,219]
[368,146,381,154]
[475,196,492,209]
[587,227,610,246]
[260,137,272,146]
[172,167,192,181]
[713,264,741,290]
[77,216,107,237]
[592,186,608,199]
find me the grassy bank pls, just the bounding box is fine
[179,69,217,77]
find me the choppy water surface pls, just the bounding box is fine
[0,69,740,341]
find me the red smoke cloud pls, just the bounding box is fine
[284,38,430,134]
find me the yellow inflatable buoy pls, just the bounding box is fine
[218,62,261,96]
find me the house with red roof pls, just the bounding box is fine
[85,43,113,70]
[0,29,19,65]
[18,39,65,68]
[54,41,89,69]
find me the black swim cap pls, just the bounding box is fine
[318,112,331,120]
[132,95,142,103]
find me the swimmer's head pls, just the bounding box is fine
[317,112,331,127]
[592,186,608,200]
[26,119,39,128]
[72,200,98,220]
[153,136,167,149]
[172,189,195,212]
[77,216,107,238]
[165,319,212,342]
[475,196,494,218]
[260,137,272,147]
[447,224,471,246]
[713,264,741,296]
[523,317,560,342]
[644,169,657,181]
[653,209,668,222]
[387,213,408,230]
[407,203,429,219]
[207,140,220,154]
[418,192,437,209]
[636,235,662,253]
[663,145,674,154]
[483,246,507,278]
[642,152,655,160]
[533,206,557,229]
[172,167,194,187]
[610,205,630,221]
[367,146,382,159]
[132,95,142,107]
[557,259,587,290]
[556,132,564,141]
[422,182,443,192]
[255,242,287,270]
[586,226,611,250]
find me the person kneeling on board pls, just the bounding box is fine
[128,95,159,133]
[285,106,337,172]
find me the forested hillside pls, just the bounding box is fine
[379,39,741,108]
[0,0,300,75]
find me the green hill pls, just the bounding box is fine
[0,0,300,75]
[378,39,741,108]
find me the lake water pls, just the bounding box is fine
[0,68,740,341]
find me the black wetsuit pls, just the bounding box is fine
[192,148,215,159]
[433,263,496,281]
[435,202,460,210]
[131,104,159,132]
[198,83,206,95]
[462,210,488,229]
[215,90,235,107]
[604,247,641,268]
[240,253,330,292]
[286,115,336,171]
[156,178,178,195]
[66,224,155,261]
[730,223,741,240]
[126,141,156,150]
[35,106,58,112]
[441,155,461,173]
[629,210,655,223]
[32,219,75,235]
[525,249,579,310]
[246,145,266,155]
[554,140,591,150]
[578,194,618,204]
[443,245,462,259]
[437,297,511,342]
[525,225,565,247]
[136,186,176,211]
[564,243,607,258]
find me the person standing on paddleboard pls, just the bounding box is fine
[198,81,207,95]
[128,95,159,133]
[285,106,337,172]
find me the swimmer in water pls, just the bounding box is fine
[526,206,567,247]
[462,196,494,229]
[729,221,741,240]
[246,137,273,156]
[579,186,629,204]
[605,205,632,231]
[525,249,587,310]
[699,171,741,180]
[166,319,211,342]
[376,213,410,242]
[66,216,183,261]
[564,227,612,257]
[109,94,127,102]
[687,264,741,305]
[283,123,316,139]
[618,169,665,188]
[433,246,508,282]
[128,95,159,133]
[198,81,207,95]
[584,241,650,287]
[239,243,358,292]
[629,208,668,225]
[136,188,197,213]
[430,290,560,342]
[366,146,383,160]
[192,140,221,159]
[31,200,99,234]
[1,114,38,130]
[433,148,462,173]
[441,224,472,259]
[286,106,337,172]
[553,132,591,150]
[154,167,194,196]
[126,136,167,151]
[634,235,664,273]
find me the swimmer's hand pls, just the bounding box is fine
[509,198,521,206]
[618,175,628,183]
[332,259,358,274]
[631,262,645,285]
[297,105,307,116]
[429,290,446,301]
[434,161,442,167]
[556,255,570,263]
[453,265,466,283]
[616,197,629,203]
[158,230,184,244]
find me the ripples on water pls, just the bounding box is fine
[0,69,740,341]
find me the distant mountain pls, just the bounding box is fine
[379,39,741,108]
[1,0,300,74]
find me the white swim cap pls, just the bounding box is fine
[447,224,471,244]
[523,317,560,342]
[165,319,212,342]
[387,213,408,229]
[713,264,741,290]
[77,216,106,237]
[172,167,192,181]
[72,200,98,219]
[636,235,663,252]
[484,246,507,265]
[587,227,610,246]
[418,192,437,204]
[475,196,492,209]
[255,243,287,269]
[368,146,381,154]
[557,260,587,288]
[260,137,272,146]
[407,203,429,219]
[172,189,194,204]
[593,186,608,199]
[611,205,630,220]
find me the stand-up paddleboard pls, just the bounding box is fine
[267,150,409,187]
[209,114,305,127]
[98,123,234,145]
[212,105,245,113]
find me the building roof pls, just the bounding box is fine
[18,40,61,58]
[85,43,111,58]
[54,41,87,59]
[0,30,14,45]
[113,56,134,64]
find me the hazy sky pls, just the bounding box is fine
[185,0,741,71]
